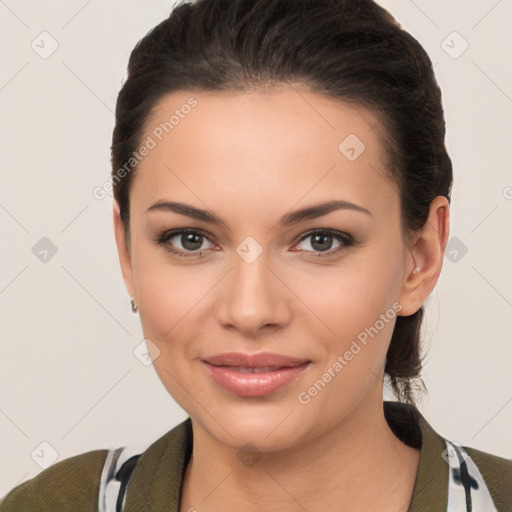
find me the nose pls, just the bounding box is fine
[216,250,291,336]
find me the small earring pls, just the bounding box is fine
[130,298,138,313]
[412,267,421,275]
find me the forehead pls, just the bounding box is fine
[130,86,398,223]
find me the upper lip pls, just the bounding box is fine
[203,352,311,368]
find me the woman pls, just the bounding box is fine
[1,0,510,510]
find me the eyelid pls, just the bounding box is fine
[156,228,217,249]
[296,228,353,243]
[291,229,354,255]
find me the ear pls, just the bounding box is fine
[397,195,450,316]
[113,199,135,300]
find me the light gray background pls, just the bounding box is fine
[1,0,511,495]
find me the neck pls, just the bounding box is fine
[180,390,420,512]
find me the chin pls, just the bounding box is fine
[191,398,313,452]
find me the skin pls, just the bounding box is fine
[113,85,450,511]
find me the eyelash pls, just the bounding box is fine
[153,228,356,259]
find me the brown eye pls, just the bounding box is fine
[176,232,204,251]
[155,229,215,258]
[294,230,354,257]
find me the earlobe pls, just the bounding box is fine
[112,199,135,300]
[397,196,450,316]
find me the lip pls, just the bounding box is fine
[201,352,311,397]
[203,352,310,368]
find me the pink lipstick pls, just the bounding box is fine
[202,352,311,397]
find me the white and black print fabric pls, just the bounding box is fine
[98,443,145,512]
[444,440,498,512]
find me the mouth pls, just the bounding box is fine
[210,365,298,373]
[201,352,311,397]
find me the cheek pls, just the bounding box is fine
[296,236,404,391]
[136,272,210,346]
[304,245,403,342]
[134,259,211,406]
[131,246,212,356]
[296,269,400,422]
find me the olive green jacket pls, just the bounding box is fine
[1,401,511,511]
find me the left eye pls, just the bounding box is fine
[293,230,354,255]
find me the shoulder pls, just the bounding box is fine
[464,444,512,473]
[0,419,193,512]
[384,401,512,510]
[0,449,108,511]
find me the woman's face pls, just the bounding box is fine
[115,86,423,451]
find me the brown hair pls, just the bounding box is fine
[111,0,453,405]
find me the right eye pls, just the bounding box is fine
[154,229,216,258]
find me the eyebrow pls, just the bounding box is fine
[146,199,372,227]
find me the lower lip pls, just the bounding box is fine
[202,361,310,397]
